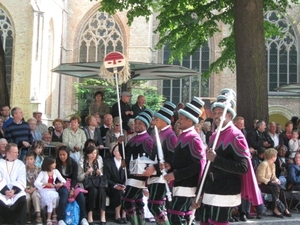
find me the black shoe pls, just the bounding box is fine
[122,218,128,224]
[115,218,124,224]
[284,212,292,217]
[246,213,255,219]
[100,222,106,225]
[272,212,284,218]
[256,213,262,219]
[239,214,247,222]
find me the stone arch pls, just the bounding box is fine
[269,105,293,124]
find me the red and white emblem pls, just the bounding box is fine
[104,52,126,73]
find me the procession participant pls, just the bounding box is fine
[143,102,177,225]
[200,90,262,225]
[122,110,154,225]
[163,97,206,225]
[0,143,27,224]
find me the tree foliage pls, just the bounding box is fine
[96,0,299,80]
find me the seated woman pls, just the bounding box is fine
[55,145,89,225]
[51,118,64,143]
[105,117,128,158]
[256,148,291,218]
[287,152,300,191]
[78,145,107,225]
[104,143,127,224]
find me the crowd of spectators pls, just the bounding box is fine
[1,91,300,224]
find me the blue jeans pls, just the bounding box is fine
[57,186,87,221]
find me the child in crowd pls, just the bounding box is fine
[31,140,45,168]
[288,130,300,159]
[25,151,42,224]
[34,157,66,225]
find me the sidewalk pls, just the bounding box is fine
[103,211,300,225]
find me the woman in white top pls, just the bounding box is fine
[62,115,87,163]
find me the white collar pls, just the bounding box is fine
[137,130,147,135]
[161,125,170,131]
[182,126,194,133]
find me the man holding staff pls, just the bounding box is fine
[122,111,154,225]
[164,97,206,225]
[200,89,262,225]
[143,102,177,225]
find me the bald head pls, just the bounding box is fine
[0,138,8,154]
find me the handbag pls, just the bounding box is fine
[65,200,80,225]
[276,199,286,214]
[83,175,108,188]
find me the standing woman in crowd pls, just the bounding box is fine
[89,91,110,124]
[55,145,89,225]
[279,121,293,154]
[62,115,87,163]
[78,145,107,225]
[51,118,64,143]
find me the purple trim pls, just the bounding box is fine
[148,199,165,205]
[168,209,185,216]
[122,196,135,203]
[135,198,143,202]
[185,211,193,216]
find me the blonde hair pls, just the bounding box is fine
[264,148,277,160]
[109,142,119,153]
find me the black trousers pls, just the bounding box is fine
[259,183,288,210]
[0,196,27,225]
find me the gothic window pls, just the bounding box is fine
[162,44,210,104]
[0,8,14,93]
[79,12,124,62]
[264,11,298,93]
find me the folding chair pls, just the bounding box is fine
[288,190,300,211]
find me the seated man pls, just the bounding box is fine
[287,152,300,190]
[0,143,27,224]
[42,132,56,157]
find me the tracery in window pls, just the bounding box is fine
[79,12,124,62]
[0,8,14,93]
[265,11,298,92]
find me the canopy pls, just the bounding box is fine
[52,61,200,80]
[275,83,300,93]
